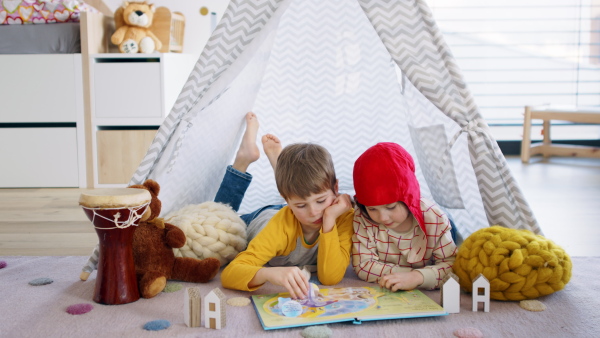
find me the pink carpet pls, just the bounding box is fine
[0,256,598,337]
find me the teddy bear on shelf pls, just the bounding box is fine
[111,1,162,54]
[128,179,221,299]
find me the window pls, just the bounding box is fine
[427,0,600,140]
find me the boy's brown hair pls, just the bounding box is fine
[275,143,337,200]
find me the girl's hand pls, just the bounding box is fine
[379,271,424,291]
[257,266,309,299]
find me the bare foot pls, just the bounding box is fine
[232,112,260,172]
[262,134,282,170]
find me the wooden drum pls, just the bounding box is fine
[79,188,151,305]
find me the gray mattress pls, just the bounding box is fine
[0,23,80,54]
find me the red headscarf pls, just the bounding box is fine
[353,142,426,235]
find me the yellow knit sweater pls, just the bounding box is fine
[221,206,354,291]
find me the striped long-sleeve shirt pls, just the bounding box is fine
[351,198,457,290]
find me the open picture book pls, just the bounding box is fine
[251,286,448,330]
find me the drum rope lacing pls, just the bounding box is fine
[82,202,150,230]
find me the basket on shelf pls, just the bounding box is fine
[151,7,185,53]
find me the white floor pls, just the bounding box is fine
[505,156,600,257]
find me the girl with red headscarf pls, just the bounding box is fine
[351,142,457,291]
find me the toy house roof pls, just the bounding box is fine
[206,287,226,302]
[443,272,459,284]
[473,273,489,284]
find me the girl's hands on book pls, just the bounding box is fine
[257,266,309,299]
[379,270,424,291]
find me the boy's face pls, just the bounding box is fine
[365,202,413,232]
[286,189,337,231]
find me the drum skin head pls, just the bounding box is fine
[79,188,152,208]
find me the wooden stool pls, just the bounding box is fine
[521,105,600,163]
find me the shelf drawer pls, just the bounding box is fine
[0,55,80,123]
[0,128,78,187]
[96,129,157,184]
[93,61,162,119]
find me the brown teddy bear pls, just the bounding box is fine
[111,1,162,54]
[129,179,221,298]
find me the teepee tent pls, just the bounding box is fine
[129,0,541,241]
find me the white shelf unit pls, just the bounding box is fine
[88,53,197,187]
[0,54,86,188]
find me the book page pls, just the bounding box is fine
[251,286,447,330]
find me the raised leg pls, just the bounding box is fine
[214,112,260,211]
[262,134,282,170]
[232,112,260,173]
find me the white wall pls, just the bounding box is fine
[102,0,231,57]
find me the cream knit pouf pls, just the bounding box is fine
[164,202,247,266]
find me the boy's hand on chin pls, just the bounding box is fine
[263,266,309,299]
[323,193,352,221]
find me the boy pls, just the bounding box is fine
[218,113,354,299]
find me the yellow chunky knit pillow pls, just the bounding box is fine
[453,226,571,301]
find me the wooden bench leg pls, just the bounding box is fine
[542,119,551,159]
[521,106,533,163]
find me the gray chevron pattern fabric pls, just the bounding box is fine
[358,0,540,234]
[84,0,541,271]
[128,0,288,185]
[128,0,291,215]
[134,0,539,235]
[129,0,541,235]
[84,0,542,274]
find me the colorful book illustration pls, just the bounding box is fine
[251,286,448,330]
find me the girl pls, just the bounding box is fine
[351,142,457,291]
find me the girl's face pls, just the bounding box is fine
[365,202,413,232]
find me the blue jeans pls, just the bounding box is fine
[214,165,285,225]
[448,218,458,244]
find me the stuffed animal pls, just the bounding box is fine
[129,179,221,299]
[111,1,162,54]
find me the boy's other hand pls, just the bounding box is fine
[259,266,309,299]
[379,270,424,291]
[322,194,352,233]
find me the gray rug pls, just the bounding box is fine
[0,256,598,337]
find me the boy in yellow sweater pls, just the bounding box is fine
[219,112,354,299]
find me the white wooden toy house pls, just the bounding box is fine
[204,288,227,329]
[441,272,460,313]
[472,274,490,312]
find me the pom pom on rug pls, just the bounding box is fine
[143,319,171,331]
[453,226,571,301]
[165,202,247,266]
[227,297,251,307]
[66,303,94,315]
[162,282,182,293]
[0,260,7,269]
[453,327,483,338]
[29,277,53,286]
[519,299,546,312]
[301,325,333,338]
